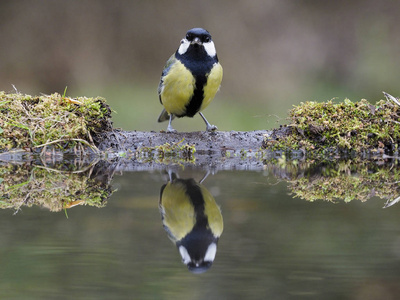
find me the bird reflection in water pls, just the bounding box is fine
[159,171,223,273]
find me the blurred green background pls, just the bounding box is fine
[0,0,399,132]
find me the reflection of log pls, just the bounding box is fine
[1,150,399,206]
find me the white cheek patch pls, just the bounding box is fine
[203,41,216,57]
[178,39,190,55]
[204,243,217,262]
[179,246,191,264]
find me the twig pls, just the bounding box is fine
[34,157,100,174]
[383,91,400,107]
[383,194,400,208]
[34,138,100,155]
[12,84,19,94]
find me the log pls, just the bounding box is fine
[93,129,283,170]
[97,129,270,153]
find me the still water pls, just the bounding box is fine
[1,158,400,300]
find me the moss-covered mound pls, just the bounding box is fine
[265,96,400,155]
[0,91,112,153]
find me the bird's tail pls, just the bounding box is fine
[158,109,174,123]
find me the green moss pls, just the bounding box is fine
[265,96,400,155]
[136,139,196,164]
[0,91,112,152]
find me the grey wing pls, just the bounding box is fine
[158,54,176,103]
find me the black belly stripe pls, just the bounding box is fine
[175,178,215,258]
[185,75,206,117]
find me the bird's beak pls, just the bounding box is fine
[191,37,202,45]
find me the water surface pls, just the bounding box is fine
[1,161,400,299]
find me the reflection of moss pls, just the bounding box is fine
[267,159,400,202]
[0,163,111,212]
[265,97,400,155]
[0,91,112,152]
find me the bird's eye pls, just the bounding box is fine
[204,36,211,43]
[186,33,192,40]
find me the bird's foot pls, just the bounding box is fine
[199,112,217,132]
[206,124,218,132]
[166,126,177,133]
[165,114,177,133]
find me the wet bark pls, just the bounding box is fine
[96,129,272,154]
[0,128,297,170]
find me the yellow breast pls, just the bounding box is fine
[201,62,223,111]
[200,185,223,237]
[160,181,196,242]
[160,60,195,116]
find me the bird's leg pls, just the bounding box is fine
[199,112,217,131]
[167,169,178,182]
[199,170,211,184]
[167,114,177,133]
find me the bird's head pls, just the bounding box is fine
[178,28,217,57]
[179,242,218,274]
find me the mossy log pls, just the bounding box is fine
[97,129,269,154]
[1,91,400,166]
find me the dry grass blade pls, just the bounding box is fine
[383,91,400,106]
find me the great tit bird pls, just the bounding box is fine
[158,28,223,132]
[159,172,223,273]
